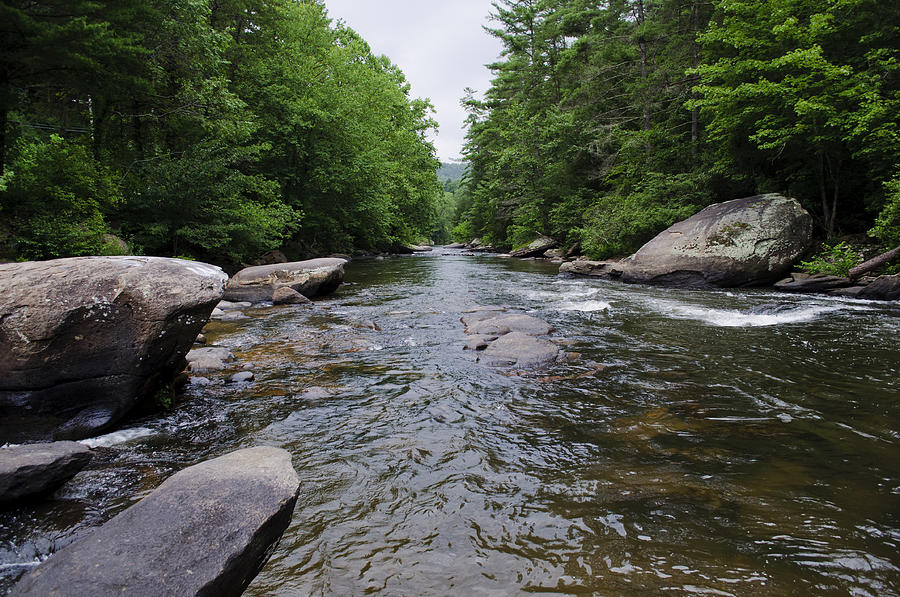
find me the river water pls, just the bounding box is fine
[2,250,899,595]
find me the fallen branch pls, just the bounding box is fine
[848,245,900,281]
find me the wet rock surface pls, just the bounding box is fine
[0,442,93,504]
[224,258,347,303]
[0,256,227,443]
[11,446,301,597]
[461,308,560,368]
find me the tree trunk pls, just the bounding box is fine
[818,153,834,236]
[848,245,900,281]
[0,77,8,176]
[636,0,651,156]
[690,0,701,160]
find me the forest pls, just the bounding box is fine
[2,0,898,268]
[452,0,900,259]
[0,0,442,266]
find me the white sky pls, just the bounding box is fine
[322,0,504,162]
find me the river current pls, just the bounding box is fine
[2,250,899,595]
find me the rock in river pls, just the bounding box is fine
[223,258,347,303]
[11,446,301,597]
[478,332,560,368]
[0,442,93,504]
[620,194,813,288]
[0,257,227,443]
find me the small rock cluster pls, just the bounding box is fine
[461,307,564,368]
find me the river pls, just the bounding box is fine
[2,250,899,595]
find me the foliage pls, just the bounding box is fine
[869,175,900,247]
[798,241,863,277]
[0,136,119,260]
[0,0,442,263]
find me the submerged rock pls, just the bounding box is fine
[0,257,227,443]
[0,442,93,504]
[224,258,347,303]
[619,194,813,288]
[11,446,301,597]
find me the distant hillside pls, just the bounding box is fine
[437,162,468,183]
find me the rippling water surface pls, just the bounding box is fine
[2,251,899,595]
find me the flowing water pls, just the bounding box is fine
[2,251,899,595]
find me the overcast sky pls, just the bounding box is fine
[322,0,504,162]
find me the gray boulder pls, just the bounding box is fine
[186,347,234,373]
[224,258,347,303]
[620,194,813,288]
[857,274,900,301]
[272,286,312,305]
[11,446,300,597]
[479,332,560,368]
[510,235,559,258]
[0,442,93,503]
[774,273,852,293]
[0,257,227,443]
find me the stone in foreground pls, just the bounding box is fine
[620,194,813,288]
[478,332,560,368]
[0,442,93,504]
[0,257,228,443]
[12,446,300,597]
[223,258,347,303]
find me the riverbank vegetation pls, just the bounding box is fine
[0,0,441,266]
[453,0,900,259]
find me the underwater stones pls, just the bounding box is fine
[619,194,813,288]
[11,446,300,597]
[228,371,255,383]
[0,256,227,443]
[223,258,347,303]
[0,442,93,504]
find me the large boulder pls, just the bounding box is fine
[0,257,227,443]
[510,235,559,258]
[11,446,301,597]
[223,258,347,303]
[620,194,813,288]
[0,441,93,503]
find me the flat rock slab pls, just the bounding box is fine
[478,332,560,368]
[466,314,553,337]
[0,442,93,503]
[12,446,300,597]
[559,260,625,279]
[0,257,227,443]
[224,258,347,303]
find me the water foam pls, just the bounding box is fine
[79,427,154,448]
[558,300,612,312]
[648,300,871,327]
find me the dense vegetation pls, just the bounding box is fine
[0,0,442,266]
[453,0,900,258]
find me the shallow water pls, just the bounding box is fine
[2,251,899,595]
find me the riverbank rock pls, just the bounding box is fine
[0,257,227,443]
[510,235,559,258]
[11,446,300,597]
[0,442,93,504]
[559,260,626,279]
[857,274,900,301]
[619,194,813,288]
[774,273,853,293]
[223,258,347,303]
